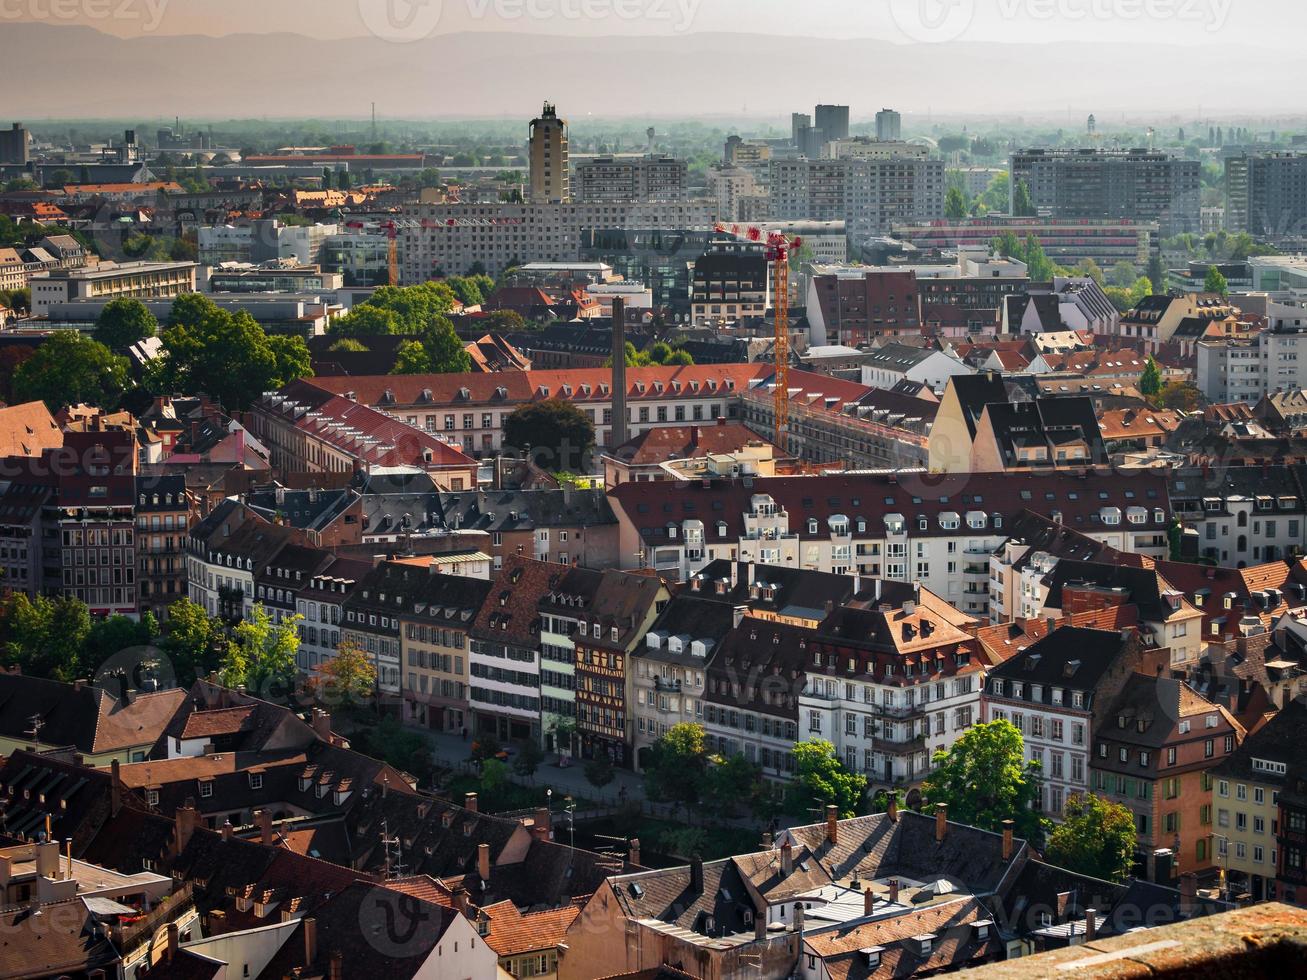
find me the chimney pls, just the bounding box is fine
[1179,872,1197,916]
[888,878,900,905]
[535,806,551,838]
[629,838,641,867]
[221,819,233,842]
[166,922,179,963]
[312,709,331,741]
[464,792,478,813]
[935,803,948,842]
[761,830,773,849]
[452,886,469,914]
[755,908,768,940]
[1084,908,1097,943]
[610,296,628,448]
[477,842,491,882]
[690,853,704,894]
[794,903,804,933]
[303,917,318,966]
[175,806,198,856]
[64,838,72,881]
[887,794,899,823]
[863,887,875,917]
[35,841,59,879]
[1002,819,1014,861]
[257,809,273,847]
[780,841,793,877]
[110,759,122,817]
[328,950,344,980]
[826,804,839,844]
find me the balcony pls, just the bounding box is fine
[873,733,927,756]
[654,676,682,693]
[874,702,919,719]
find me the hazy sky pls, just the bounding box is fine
[3,0,1298,47]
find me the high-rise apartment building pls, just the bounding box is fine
[1225,152,1307,242]
[0,122,29,165]
[529,102,569,204]
[875,108,902,141]
[770,157,945,239]
[1009,148,1200,235]
[574,155,686,202]
[814,104,850,142]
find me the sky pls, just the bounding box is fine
[2,0,1298,48]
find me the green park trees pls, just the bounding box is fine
[93,297,158,350]
[1045,792,1137,883]
[12,331,129,411]
[503,398,595,471]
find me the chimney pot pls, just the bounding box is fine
[690,853,704,893]
[257,809,273,847]
[464,792,478,813]
[477,842,491,882]
[1084,908,1097,943]
[780,841,793,877]
[166,922,179,962]
[303,917,318,966]
[1001,819,1014,860]
[221,820,233,842]
[110,759,122,817]
[887,794,899,823]
[629,837,641,867]
[863,886,875,917]
[935,803,948,842]
[826,804,839,844]
[888,878,900,904]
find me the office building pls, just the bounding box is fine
[1010,148,1200,235]
[814,104,850,143]
[28,260,198,317]
[690,239,769,324]
[892,215,1157,269]
[529,102,569,204]
[876,108,902,141]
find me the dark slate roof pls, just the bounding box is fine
[1210,697,1307,783]
[438,488,616,533]
[0,750,114,852]
[0,898,120,978]
[245,485,354,532]
[987,626,1135,696]
[947,373,1037,440]
[638,594,738,668]
[982,396,1106,467]
[0,674,185,755]
[1044,560,1174,621]
[1003,510,1125,572]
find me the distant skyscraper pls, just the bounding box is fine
[814,105,850,143]
[792,112,812,145]
[0,123,29,166]
[1087,113,1097,136]
[529,102,569,204]
[876,109,902,142]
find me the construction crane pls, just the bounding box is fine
[714,223,803,446]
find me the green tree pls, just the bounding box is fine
[945,185,969,221]
[363,282,458,332]
[503,398,595,471]
[0,594,92,681]
[1157,380,1200,412]
[1103,287,1136,314]
[1011,179,1035,216]
[160,597,225,685]
[705,753,764,817]
[512,739,544,780]
[93,297,158,350]
[584,753,615,790]
[1147,253,1166,295]
[992,231,1022,259]
[330,304,401,336]
[12,332,129,411]
[1129,276,1154,305]
[327,337,369,353]
[416,314,472,373]
[1109,261,1139,288]
[1045,792,1137,882]
[923,720,1047,847]
[352,714,433,783]
[1204,265,1229,297]
[85,615,157,675]
[1139,355,1163,397]
[266,334,314,388]
[1071,257,1104,285]
[1022,234,1055,282]
[643,722,708,809]
[480,758,509,801]
[784,739,867,819]
[391,339,431,374]
[221,604,301,700]
[483,309,527,333]
[979,172,1010,214]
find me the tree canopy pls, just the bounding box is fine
[12,332,129,411]
[1204,265,1229,297]
[93,297,158,350]
[1139,355,1163,397]
[924,720,1048,847]
[643,722,708,809]
[316,638,377,709]
[784,739,867,818]
[153,294,312,410]
[220,604,301,701]
[1045,792,1137,882]
[1011,179,1035,216]
[503,398,595,471]
[0,593,92,681]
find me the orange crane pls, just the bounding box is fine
[714,223,803,446]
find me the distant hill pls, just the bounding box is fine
[6,21,1303,119]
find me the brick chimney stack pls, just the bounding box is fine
[477,842,491,883]
[610,296,628,449]
[464,792,478,813]
[826,805,839,844]
[1001,819,1014,860]
[935,803,948,842]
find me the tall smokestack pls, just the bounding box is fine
[611,296,628,450]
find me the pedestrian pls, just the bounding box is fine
[461,726,467,742]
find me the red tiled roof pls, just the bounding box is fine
[481,899,579,957]
[612,421,781,465]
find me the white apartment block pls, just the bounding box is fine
[397,200,715,280]
[769,158,945,240]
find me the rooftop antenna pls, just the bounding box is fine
[380,818,406,880]
[24,714,43,743]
